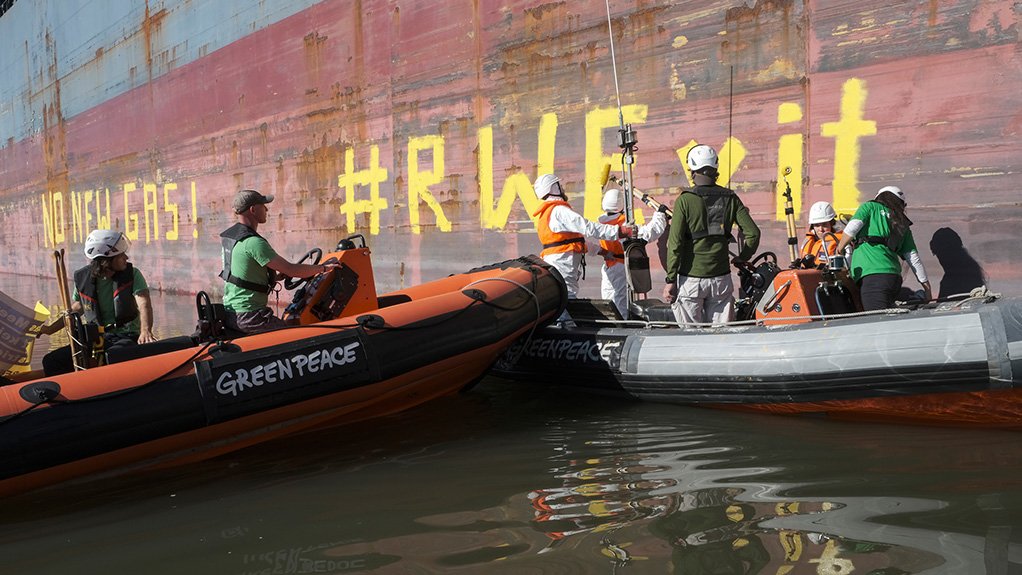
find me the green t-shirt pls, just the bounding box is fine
[223,236,279,312]
[847,201,917,281]
[72,267,148,335]
[665,187,761,279]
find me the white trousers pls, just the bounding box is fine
[543,252,583,298]
[671,274,735,326]
[601,262,628,318]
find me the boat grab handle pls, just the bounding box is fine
[762,280,791,312]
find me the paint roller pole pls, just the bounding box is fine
[609,172,674,217]
[781,167,799,266]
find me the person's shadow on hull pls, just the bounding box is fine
[929,227,987,299]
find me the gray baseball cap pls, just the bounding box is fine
[233,189,274,213]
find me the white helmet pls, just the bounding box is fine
[808,201,837,225]
[534,174,562,200]
[601,188,622,212]
[84,229,130,260]
[876,185,907,205]
[686,144,719,172]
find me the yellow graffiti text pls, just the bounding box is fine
[478,113,556,229]
[676,137,747,188]
[821,78,876,214]
[585,105,648,221]
[143,183,160,243]
[68,189,112,243]
[777,102,804,221]
[163,183,179,241]
[407,135,451,234]
[41,182,196,248]
[41,191,66,247]
[338,145,390,235]
[123,183,140,242]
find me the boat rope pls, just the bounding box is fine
[1,278,548,423]
[573,306,912,330]
[0,340,218,426]
[464,276,543,367]
[946,285,1001,308]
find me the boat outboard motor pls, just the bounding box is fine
[735,252,782,321]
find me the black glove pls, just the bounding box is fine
[657,203,668,214]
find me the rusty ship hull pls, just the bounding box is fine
[1,0,1019,298]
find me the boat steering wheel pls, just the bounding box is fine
[734,251,776,272]
[284,248,323,290]
[749,251,777,269]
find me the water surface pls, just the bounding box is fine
[1,274,1019,574]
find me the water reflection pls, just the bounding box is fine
[0,357,1019,573]
[518,423,952,574]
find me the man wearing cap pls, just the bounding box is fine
[40,229,157,375]
[220,189,337,334]
[835,185,931,310]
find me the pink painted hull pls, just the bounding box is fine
[1,0,1019,299]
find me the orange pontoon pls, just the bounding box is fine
[0,242,566,495]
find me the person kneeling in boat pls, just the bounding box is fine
[532,174,636,300]
[662,144,760,326]
[40,229,157,376]
[797,201,851,268]
[594,187,668,318]
[220,189,338,334]
[834,186,931,311]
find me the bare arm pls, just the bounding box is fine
[835,219,863,254]
[37,301,84,336]
[135,289,157,344]
[267,256,336,280]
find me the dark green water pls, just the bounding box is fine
[2,275,1020,574]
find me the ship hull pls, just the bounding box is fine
[1,0,1019,297]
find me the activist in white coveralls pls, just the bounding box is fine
[593,187,668,317]
[531,174,635,298]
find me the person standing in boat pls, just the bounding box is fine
[834,186,931,310]
[799,201,850,267]
[662,144,760,326]
[594,187,668,317]
[220,189,337,334]
[40,229,157,376]
[532,174,635,299]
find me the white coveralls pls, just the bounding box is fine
[540,204,621,298]
[593,211,668,317]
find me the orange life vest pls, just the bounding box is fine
[533,200,587,257]
[800,230,843,261]
[598,213,626,267]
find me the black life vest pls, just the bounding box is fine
[219,223,275,294]
[73,264,139,328]
[687,184,735,240]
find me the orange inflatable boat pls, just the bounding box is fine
[0,239,566,495]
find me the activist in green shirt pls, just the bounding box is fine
[663,144,761,326]
[41,229,157,376]
[835,186,931,311]
[219,190,338,334]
